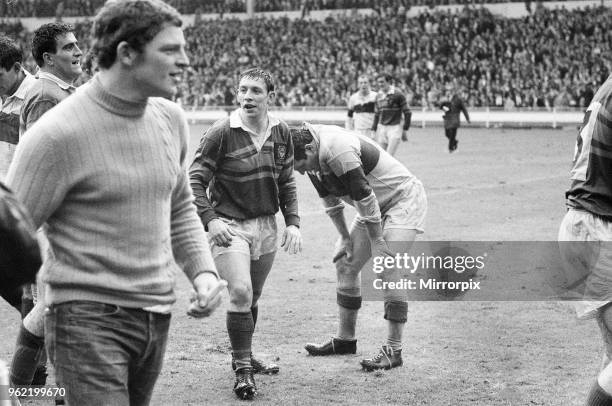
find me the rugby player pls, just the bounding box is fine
[189,68,302,400]
[558,75,612,406]
[10,22,82,388]
[371,74,411,157]
[346,75,377,139]
[291,123,427,371]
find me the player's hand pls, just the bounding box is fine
[280,225,302,254]
[401,130,408,142]
[332,236,353,263]
[188,273,227,318]
[207,218,235,247]
[372,237,393,258]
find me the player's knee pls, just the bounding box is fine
[337,288,361,310]
[384,300,408,323]
[229,283,253,308]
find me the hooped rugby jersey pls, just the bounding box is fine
[566,77,612,220]
[305,123,416,214]
[372,87,411,130]
[347,90,377,131]
[190,110,299,228]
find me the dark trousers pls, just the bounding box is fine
[45,301,171,406]
[445,128,458,149]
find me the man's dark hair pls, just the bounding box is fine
[32,22,74,67]
[289,127,313,161]
[378,73,393,83]
[0,36,22,71]
[239,68,275,93]
[91,0,183,70]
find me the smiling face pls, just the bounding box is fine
[47,32,82,83]
[236,76,275,119]
[131,24,189,100]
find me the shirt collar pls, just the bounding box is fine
[229,108,280,133]
[36,71,75,91]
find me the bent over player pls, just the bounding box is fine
[189,68,302,400]
[558,75,612,405]
[291,123,427,371]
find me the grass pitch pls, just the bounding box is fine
[1,125,598,405]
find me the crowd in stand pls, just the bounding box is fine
[1,4,609,108]
[1,0,570,18]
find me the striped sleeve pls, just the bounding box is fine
[189,120,226,228]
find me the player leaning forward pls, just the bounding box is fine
[189,68,302,400]
[291,123,427,370]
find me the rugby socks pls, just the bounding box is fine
[337,306,358,340]
[227,311,254,370]
[386,337,402,352]
[586,381,612,406]
[10,324,44,385]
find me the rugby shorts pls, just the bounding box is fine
[209,215,277,260]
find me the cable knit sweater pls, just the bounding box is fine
[6,76,217,308]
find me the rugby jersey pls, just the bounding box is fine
[0,70,35,179]
[19,71,75,137]
[566,76,612,220]
[190,109,299,228]
[372,87,411,130]
[305,123,416,214]
[347,90,377,132]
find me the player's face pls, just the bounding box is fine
[131,24,189,99]
[48,33,82,83]
[0,64,20,97]
[293,148,318,175]
[358,78,370,93]
[377,77,389,93]
[237,77,274,119]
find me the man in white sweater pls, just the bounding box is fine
[6,1,224,404]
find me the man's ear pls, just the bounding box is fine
[305,143,315,152]
[266,90,276,105]
[11,62,22,73]
[116,41,137,67]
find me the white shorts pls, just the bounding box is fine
[376,124,403,145]
[558,208,612,319]
[353,180,427,233]
[209,215,278,260]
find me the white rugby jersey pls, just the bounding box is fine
[306,123,416,214]
[347,90,377,132]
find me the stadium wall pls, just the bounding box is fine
[184,107,585,129]
[6,0,612,31]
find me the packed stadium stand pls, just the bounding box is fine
[0,1,609,109]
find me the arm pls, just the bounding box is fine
[188,125,224,229]
[400,93,412,131]
[6,127,69,229]
[172,112,218,282]
[329,152,390,256]
[371,97,380,132]
[346,97,355,130]
[278,124,301,253]
[172,111,223,317]
[461,100,470,123]
[23,99,58,132]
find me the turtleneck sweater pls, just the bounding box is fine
[6,76,217,308]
